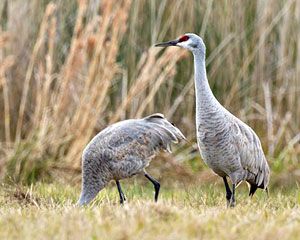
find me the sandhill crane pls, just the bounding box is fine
[155,33,270,207]
[78,113,185,206]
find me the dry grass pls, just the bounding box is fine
[0,183,299,240]
[0,0,299,183]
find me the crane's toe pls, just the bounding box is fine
[120,194,126,204]
[226,198,231,208]
[228,198,236,208]
[228,183,236,208]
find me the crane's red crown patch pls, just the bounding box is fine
[178,35,189,42]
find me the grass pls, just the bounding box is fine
[1,182,299,240]
[0,0,300,182]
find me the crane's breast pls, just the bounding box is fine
[196,122,238,173]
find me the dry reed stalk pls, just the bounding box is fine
[15,3,56,143]
[277,5,290,84]
[53,0,87,120]
[0,55,14,143]
[135,48,187,117]
[200,0,213,38]
[64,0,131,167]
[295,0,300,123]
[163,76,174,114]
[277,133,300,163]
[135,63,174,117]
[0,32,9,48]
[272,112,292,153]
[210,44,238,108]
[263,81,274,157]
[31,13,57,130]
[120,70,128,120]
[109,48,159,123]
[59,1,115,138]
[110,47,186,123]
[149,0,167,44]
[72,2,114,115]
[236,0,294,87]
[155,1,184,39]
[206,34,235,66]
[167,78,194,119]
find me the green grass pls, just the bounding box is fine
[0,182,299,240]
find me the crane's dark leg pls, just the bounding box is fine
[249,184,258,197]
[229,183,236,208]
[116,180,126,204]
[144,173,160,202]
[265,187,269,197]
[223,177,232,206]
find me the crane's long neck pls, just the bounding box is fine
[193,50,218,127]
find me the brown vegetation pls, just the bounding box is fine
[0,0,299,184]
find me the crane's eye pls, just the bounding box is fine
[178,35,189,42]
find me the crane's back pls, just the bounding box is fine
[84,116,183,159]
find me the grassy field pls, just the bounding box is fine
[1,182,299,240]
[0,1,299,239]
[0,0,299,183]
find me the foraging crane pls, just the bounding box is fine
[155,33,270,207]
[78,113,185,206]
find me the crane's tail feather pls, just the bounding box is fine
[143,113,186,152]
[144,113,165,120]
[144,113,186,141]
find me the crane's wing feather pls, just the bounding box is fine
[133,113,186,154]
[89,113,186,161]
[230,118,270,188]
[143,113,186,143]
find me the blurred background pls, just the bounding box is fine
[0,0,299,189]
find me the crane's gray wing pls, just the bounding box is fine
[230,119,270,188]
[92,113,186,162]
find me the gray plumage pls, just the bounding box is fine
[155,33,270,207]
[78,113,185,205]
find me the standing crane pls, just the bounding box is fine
[155,33,270,207]
[78,113,185,206]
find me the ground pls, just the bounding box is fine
[0,182,299,240]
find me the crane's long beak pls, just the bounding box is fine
[155,39,179,47]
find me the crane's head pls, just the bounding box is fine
[155,33,205,54]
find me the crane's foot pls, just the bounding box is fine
[228,198,236,208]
[119,193,126,205]
[228,183,236,208]
[223,177,232,207]
[154,182,161,202]
[226,199,231,208]
[265,187,269,198]
[225,189,232,207]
